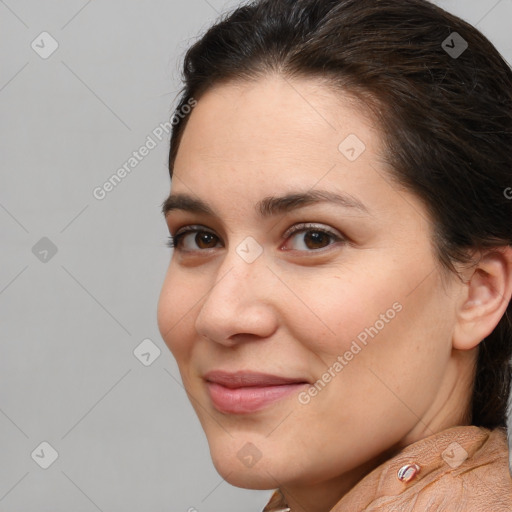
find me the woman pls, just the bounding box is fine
[157,0,512,510]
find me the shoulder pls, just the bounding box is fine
[410,426,512,511]
[334,425,512,511]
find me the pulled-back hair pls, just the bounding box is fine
[167,0,512,428]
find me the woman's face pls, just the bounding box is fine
[157,76,467,495]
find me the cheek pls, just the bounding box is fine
[300,269,452,418]
[280,267,401,360]
[283,260,452,384]
[157,267,196,362]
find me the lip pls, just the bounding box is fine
[204,370,309,414]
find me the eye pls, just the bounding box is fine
[165,223,345,253]
[166,225,221,252]
[281,223,345,252]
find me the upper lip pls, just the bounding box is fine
[203,370,309,388]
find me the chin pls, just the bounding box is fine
[207,440,286,490]
[212,458,278,490]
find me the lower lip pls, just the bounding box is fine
[206,382,308,414]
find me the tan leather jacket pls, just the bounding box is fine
[262,426,512,511]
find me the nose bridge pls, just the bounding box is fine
[205,239,266,309]
[210,234,266,298]
[194,238,275,342]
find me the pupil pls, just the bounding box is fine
[197,232,216,248]
[305,231,328,249]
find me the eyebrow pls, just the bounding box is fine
[161,189,370,220]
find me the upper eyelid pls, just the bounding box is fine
[174,224,216,236]
[282,222,343,239]
[173,222,341,238]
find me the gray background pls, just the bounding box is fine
[0,1,511,511]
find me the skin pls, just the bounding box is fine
[157,75,512,512]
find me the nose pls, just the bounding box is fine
[194,245,279,346]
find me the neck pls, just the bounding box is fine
[280,443,400,512]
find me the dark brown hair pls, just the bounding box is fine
[166,0,512,429]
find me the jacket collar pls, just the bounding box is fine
[262,425,511,511]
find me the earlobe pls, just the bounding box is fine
[453,246,512,351]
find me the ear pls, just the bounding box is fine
[453,246,512,351]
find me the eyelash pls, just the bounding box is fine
[165,223,345,253]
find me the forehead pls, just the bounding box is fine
[174,76,380,186]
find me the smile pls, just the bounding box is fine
[204,371,309,414]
